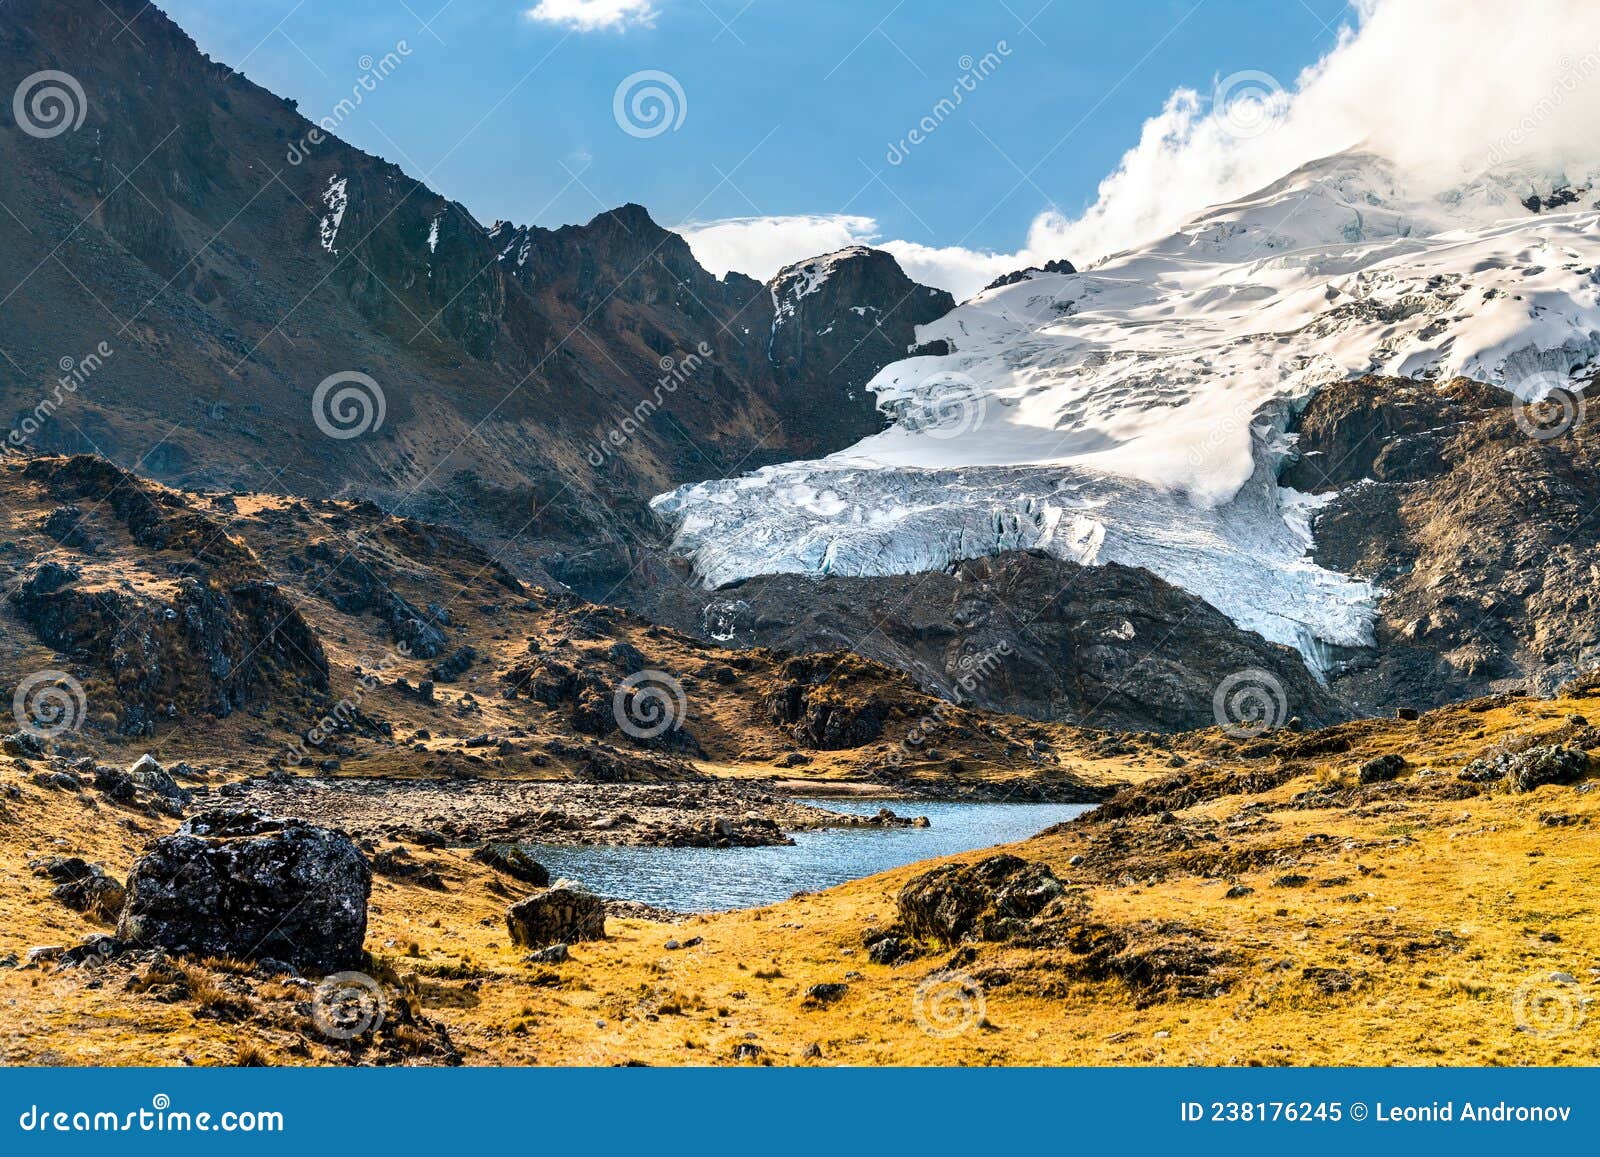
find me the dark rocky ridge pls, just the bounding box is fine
[1285,374,1600,713]
[0,0,950,594]
[764,247,955,448]
[627,550,1342,733]
[982,257,1079,292]
[8,456,329,734]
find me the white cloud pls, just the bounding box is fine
[1050,0,1600,263]
[678,212,1074,301]
[679,214,879,281]
[526,0,657,33]
[681,0,1600,298]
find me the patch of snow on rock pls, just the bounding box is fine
[319,176,348,254]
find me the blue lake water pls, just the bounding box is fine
[529,798,1092,912]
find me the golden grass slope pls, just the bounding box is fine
[3,685,1598,1066]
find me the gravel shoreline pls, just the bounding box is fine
[219,776,931,849]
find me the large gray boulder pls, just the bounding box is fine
[117,808,369,972]
[897,854,1063,944]
[505,885,605,948]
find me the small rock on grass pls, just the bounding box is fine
[505,886,606,948]
[1358,753,1407,784]
[803,983,848,1005]
[467,844,550,889]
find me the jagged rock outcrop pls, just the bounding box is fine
[982,257,1078,291]
[766,247,956,446]
[897,854,1064,943]
[763,654,893,750]
[6,457,329,734]
[1285,376,1600,711]
[1460,743,1589,791]
[117,808,370,971]
[504,886,606,947]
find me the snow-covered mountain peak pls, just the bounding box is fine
[653,148,1600,666]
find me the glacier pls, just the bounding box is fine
[652,152,1600,665]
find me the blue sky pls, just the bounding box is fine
[159,0,1354,287]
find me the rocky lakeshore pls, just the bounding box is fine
[219,775,932,849]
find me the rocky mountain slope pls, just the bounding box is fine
[9,0,1600,739]
[0,0,949,593]
[631,549,1341,732]
[654,152,1600,680]
[0,0,1359,735]
[0,454,1109,802]
[1286,374,1600,712]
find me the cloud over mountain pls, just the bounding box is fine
[684,0,1600,296]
